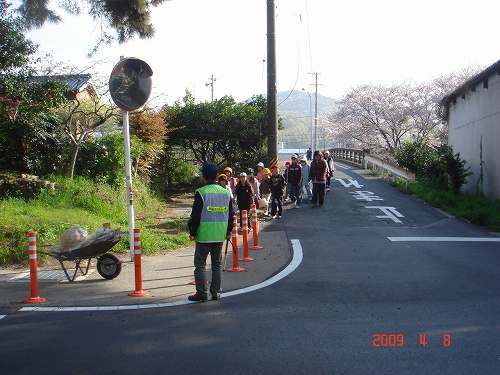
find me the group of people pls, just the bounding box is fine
[217,149,336,220]
[186,149,335,302]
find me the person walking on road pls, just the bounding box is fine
[235,172,254,229]
[300,157,312,201]
[247,168,260,206]
[287,154,303,208]
[256,162,265,183]
[188,163,233,302]
[283,161,291,203]
[324,150,335,192]
[309,151,328,208]
[223,167,238,195]
[270,166,286,218]
[218,174,234,201]
[259,168,272,216]
[306,147,312,161]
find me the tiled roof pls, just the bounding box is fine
[441,59,500,108]
[30,74,92,92]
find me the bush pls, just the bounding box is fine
[395,141,437,177]
[395,141,471,192]
[75,133,125,186]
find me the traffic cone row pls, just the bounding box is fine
[227,205,264,271]
[22,204,265,303]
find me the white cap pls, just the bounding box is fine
[257,162,264,168]
[239,172,247,177]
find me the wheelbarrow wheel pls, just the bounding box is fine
[97,254,121,280]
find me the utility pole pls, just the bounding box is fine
[205,74,216,101]
[302,88,313,155]
[309,72,320,152]
[267,0,278,168]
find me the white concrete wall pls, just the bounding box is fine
[448,73,500,199]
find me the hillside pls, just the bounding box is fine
[277,90,336,115]
[277,90,336,149]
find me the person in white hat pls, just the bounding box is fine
[323,150,335,192]
[256,162,265,183]
[300,157,312,200]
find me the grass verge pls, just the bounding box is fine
[0,176,190,266]
[392,178,500,232]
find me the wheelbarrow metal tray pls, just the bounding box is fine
[58,238,122,260]
[45,236,125,282]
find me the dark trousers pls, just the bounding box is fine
[312,183,326,206]
[289,184,302,204]
[194,242,223,296]
[326,175,332,188]
[270,194,283,216]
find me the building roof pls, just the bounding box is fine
[441,59,500,109]
[30,74,92,92]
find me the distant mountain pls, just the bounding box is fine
[277,90,336,115]
[275,91,337,149]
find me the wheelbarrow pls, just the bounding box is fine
[39,232,127,282]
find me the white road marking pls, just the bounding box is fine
[366,206,404,223]
[8,270,93,283]
[335,163,351,170]
[350,191,384,202]
[18,239,304,313]
[387,237,500,242]
[335,178,364,188]
[0,315,6,320]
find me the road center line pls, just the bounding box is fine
[18,239,304,313]
[0,315,6,320]
[387,237,500,242]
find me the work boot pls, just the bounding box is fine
[188,293,208,302]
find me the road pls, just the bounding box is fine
[1,163,499,375]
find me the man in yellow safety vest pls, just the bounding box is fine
[188,163,234,302]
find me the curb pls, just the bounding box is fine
[16,239,303,313]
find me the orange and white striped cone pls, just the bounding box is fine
[24,231,47,304]
[226,215,245,272]
[251,203,263,250]
[128,228,151,297]
[240,210,254,262]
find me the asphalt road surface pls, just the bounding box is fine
[1,163,499,375]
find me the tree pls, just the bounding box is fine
[0,2,36,73]
[16,0,171,47]
[329,68,481,155]
[130,109,167,179]
[165,93,268,170]
[330,84,413,155]
[55,95,117,178]
[0,2,67,173]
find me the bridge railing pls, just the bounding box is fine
[331,148,365,166]
[330,148,415,181]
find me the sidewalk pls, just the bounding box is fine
[0,229,291,310]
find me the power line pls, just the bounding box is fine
[304,0,313,71]
[278,12,302,107]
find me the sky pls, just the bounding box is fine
[26,0,500,104]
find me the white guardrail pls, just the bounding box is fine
[331,148,415,182]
